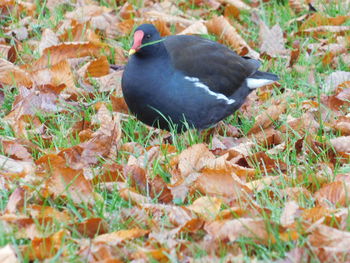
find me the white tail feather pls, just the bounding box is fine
[246,78,275,89]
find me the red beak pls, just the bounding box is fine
[129,30,144,55]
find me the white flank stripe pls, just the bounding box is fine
[246,78,274,89]
[184,76,235,104]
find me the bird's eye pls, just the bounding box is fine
[146,34,151,39]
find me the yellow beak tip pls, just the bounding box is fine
[128,49,136,56]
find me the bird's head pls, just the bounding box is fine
[129,24,163,56]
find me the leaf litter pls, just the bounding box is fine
[0,0,350,262]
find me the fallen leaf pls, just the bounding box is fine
[333,116,350,135]
[280,201,301,227]
[5,187,25,214]
[0,244,19,263]
[330,136,350,154]
[94,228,149,245]
[259,21,288,57]
[248,102,287,134]
[206,16,258,58]
[36,154,95,205]
[204,218,269,244]
[0,58,33,87]
[218,0,251,11]
[309,224,350,259]
[178,21,208,35]
[187,196,222,220]
[30,42,104,71]
[315,181,350,208]
[22,230,68,260]
[74,218,109,238]
[323,71,350,93]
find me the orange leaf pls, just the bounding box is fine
[94,228,149,244]
[315,181,350,208]
[0,58,33,87]
[74,218,109,238]
[204,218,269,244]
[31,42,104,71]
[249,102,287,134]
[206,16,257,57]
[85,56,110,79]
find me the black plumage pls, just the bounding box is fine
[122,24,279,132]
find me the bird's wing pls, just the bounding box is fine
[164,35,260,97]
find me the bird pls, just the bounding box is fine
[121,23,279,132]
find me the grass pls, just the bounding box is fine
[0,0,349,262]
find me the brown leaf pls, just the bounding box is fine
[31,60,76,94]
[187,196,222,220]
[309,224,350,254]
[1,139,33,161]
[30,42,104,71]
[78,243,122,262]
[93,228,149,245]
[172,143,215,179]
[4,87,60,136]
[259,21,288,57]
[279,112,320,136]
[85,56,110,79]
[0,155,34,178]
[315,181,350,208]
[119,2,135,20]
[97,70,123,93]
[249,127,283,147]
[22,230,68,260]
[0,244,19,263]
[330,136,350,154]
[74,218,109,238]
[5,187,25,214]
[142,203,194,226]
[301,25,350,37]
[204,218,269,244]
[248,151,287,171]
[280,201,301,227]
[0,58,33,87]
[111,95,129,114]
[224,4,240,19]
[217,0,251,11]
[38,28,59,55]
[206,16,258,58]
[119,188,152,205]
[36,154,95,204]
[178,21,208,35]
[333,116,350,135]
[324,71,350,93]
[0,44,17,62]
[300,13,349,31]
[28,204,71,224]
[289,40,300,67]
[289,0,309,14]
[248,102,287,134]
[194,169,252,199]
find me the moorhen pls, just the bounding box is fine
[122,24,279,132]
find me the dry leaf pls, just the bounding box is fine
[0,59,33,87]
[94,228,149,245]
[206,16,258,58]
[0,244,19,263]
[315,181,350,208]
[330,136,350,154]
[205,218,269,244]
[31,42,104,71]
[187,196,222,220]
[259,21,288,57]
[249,102,287,134]
[324,71,350,93]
